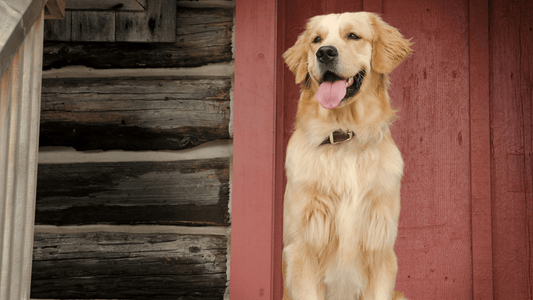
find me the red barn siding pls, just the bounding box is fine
[382,3,472,300]
[231,0,533,299]
[469,0,493,299]
[490,0,533,299]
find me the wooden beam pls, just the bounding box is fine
[45,0,65,19]
[35,158,230,226]
[31,231,228,299]
[40,76,231,150]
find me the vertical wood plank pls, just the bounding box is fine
[490,0,533,299]
[274,0,286,298]
[382,1,472,299]
[469,0,493,299]
[20,14,44,298]
[231,0,277,299]
[71,11,115,42]
[0,11,43,300]
[0,42,23,300]
[115,0,176,42]
[325,0,363,13]
[44,10,71,41]
[363,0,383,14]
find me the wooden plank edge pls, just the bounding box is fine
[45,0,65,19]
[65,0,146,11]
[177,0,235,8]
[34,224,230,236]
[38,139,232,164]
[135,0,146,9]
[41,62,235,78]
[469,0,493,299]
[273,0,285,298]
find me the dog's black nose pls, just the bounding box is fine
[316,46,338,63]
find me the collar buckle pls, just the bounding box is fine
[324,130,354,145]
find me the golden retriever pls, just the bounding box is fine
[282,12,412,300]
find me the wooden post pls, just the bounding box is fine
[0,9,44,300]
[230,0,279,299]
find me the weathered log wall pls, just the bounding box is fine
[43,7,233,69]
[40,76,231,150]
[32,231,228,299]
[36,158,230,226]
[32,0,234,299]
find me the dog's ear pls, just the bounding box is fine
[370,14,412,74]
[283,31,309,84]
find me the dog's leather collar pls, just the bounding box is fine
[320,130,354,145]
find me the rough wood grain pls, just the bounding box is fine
[490,0,533,298]
[43,8,233,69]
[66,0,147,11]
[31,232,227,299]
[40,76,231,150]
[116,0,177,42]
[44,10,71,41]
[383,6,472,299]
[468,0,493,299]
[71,11,115,42]
[35,158,230,226]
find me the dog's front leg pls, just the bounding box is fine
[283,243,326,300]
[361,248,398,300]
[361,187,402,300]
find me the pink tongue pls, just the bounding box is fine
[316,80,347,109]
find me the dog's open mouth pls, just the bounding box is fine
[316,70,366,109]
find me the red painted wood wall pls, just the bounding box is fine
[231,0,533,299]
[490,0,533,299]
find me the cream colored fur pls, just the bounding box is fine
[282,12,412,300]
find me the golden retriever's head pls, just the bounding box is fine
[284,12,412,109]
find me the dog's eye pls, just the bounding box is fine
[313,36,322,43]
[348,33,361,40]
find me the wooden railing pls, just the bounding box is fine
[0,0,63,299]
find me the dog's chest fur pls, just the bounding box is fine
[284,122,403,253]
[285,123,403,196]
